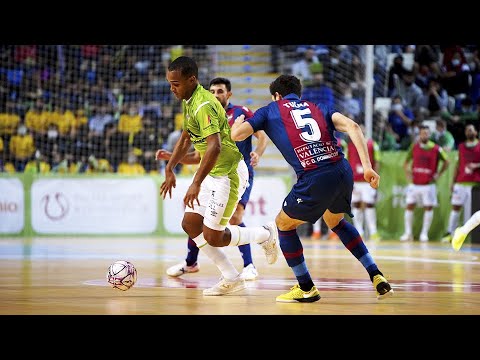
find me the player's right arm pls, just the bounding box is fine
[159,130,192,199]
[332,112,380,189]
[403,144,414,181]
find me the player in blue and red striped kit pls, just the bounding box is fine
[231,74,393,302]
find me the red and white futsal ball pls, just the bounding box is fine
[107,260,137,291]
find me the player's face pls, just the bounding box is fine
[167,70,197,100]
[465,125,478,140]
[419,128,430,143]
[209,84,231,108]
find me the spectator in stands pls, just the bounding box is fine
[37,123,61,166]
[24,150,50,174]
[378,119,400,151]
[71,123,89,164]
[118,103,143,142]
[431,118,455,151]
[387,54,407,97]
[290,47,320,85]
[88,104,114,158]
[338,85,362,121]
[70,108,88,139]
[9,124,36,172]
[468,47,480,104]
[84,154,113,173]
[117,149,146,175]
[440,47,471,97]
[132,116,160,173]
[302,72,335,108]
[388,95,414,149]
[50,103,75,137]
[390,70,423,117]
[25,100,48,139]
[104,122,129,172]
[400,125,449,242]
[418,77,449,119]
[413,45,441,77]
[442,97,478,147]
[0,101,20,139]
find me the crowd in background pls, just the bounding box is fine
[1,45,479,174]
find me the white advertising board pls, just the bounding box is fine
[0,178,24,233]
[31,178,158,234]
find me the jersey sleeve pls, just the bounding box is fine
[242,106,255,120]
[245,105,269,132]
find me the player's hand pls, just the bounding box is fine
[156,149,172,161]
[364,167,380,189]
[234,114,245,124]
[250,151,260,167]
[159,167,176,199]
[184,182,201,209]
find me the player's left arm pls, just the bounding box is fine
[435,147,450,180]
[251,130,268,167]
[332,111,379,189]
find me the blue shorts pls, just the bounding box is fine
[282,158,354,223]
[239,174,254,209]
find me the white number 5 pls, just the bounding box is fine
[291,108,321,142]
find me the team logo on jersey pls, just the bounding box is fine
[297,198,303,204]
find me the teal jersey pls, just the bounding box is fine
[183,84,243,176]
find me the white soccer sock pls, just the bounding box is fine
[365,207,378,234]
[226,224,270,246]
[420,210,433,237]
[352,207,364,236]
[448,210,460,234]
[404,209,413,235]
[461,210,480,234]
[192,233,239,280]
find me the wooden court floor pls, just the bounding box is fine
[1,235,480,315]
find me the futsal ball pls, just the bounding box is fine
[107,260,137,291]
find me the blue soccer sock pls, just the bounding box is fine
[237,223,253,267]
[185,237,200,266]
[331,219,381,281]
[279,228,314,291]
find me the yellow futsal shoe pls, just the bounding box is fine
[276,284,321,303]
[452,227,468,251]
[373,274,394,300]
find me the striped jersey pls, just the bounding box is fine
[245,93,344,176]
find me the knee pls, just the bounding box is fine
[323,213,343,229]
[181,219,190,235]
[203,232,224,247]
[275,213,297,231]
[182,219,199,238]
